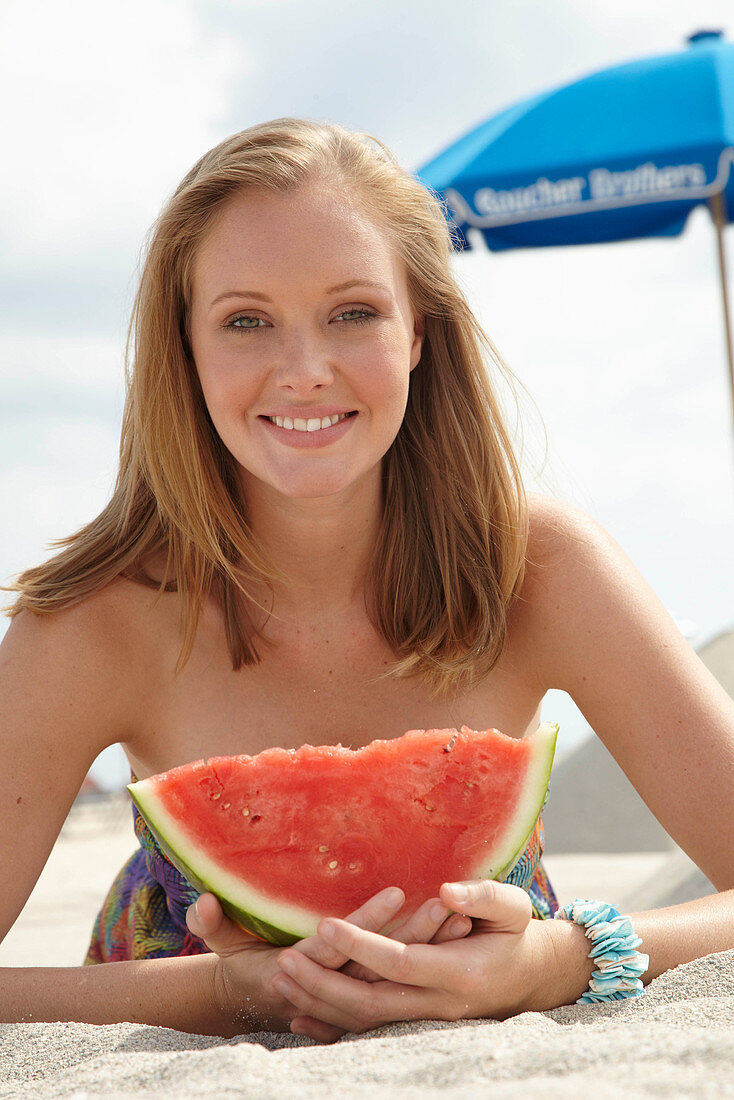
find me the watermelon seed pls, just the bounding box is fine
[328,860,339,870]
[318,845,329,852]
[251,814,261,823]
[222,803,231,809]
[347,862,358,871]
[241,808,250,816]
[443,733,458,753]
[211,793,221,800]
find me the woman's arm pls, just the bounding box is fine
[514,496,734,1005]
[0,954,230,1033]
[525,495,734,891]
[0,595,243,1035]
[545,889,734,1009]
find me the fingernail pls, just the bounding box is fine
[320,921,335,941]
[386,887,404,907]
[279,954,297,974]
[430,902,446,922]
[193,898,201,921]
[451,885,469,903]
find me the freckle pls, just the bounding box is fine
[16,797,22,805]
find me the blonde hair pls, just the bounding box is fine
[8,117,528,695]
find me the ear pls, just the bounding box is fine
[409,313,425,372]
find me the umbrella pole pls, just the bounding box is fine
[708,192,734,441]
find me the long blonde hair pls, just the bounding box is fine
[8,118,528,695]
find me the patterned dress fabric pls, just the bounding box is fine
[85,789,558,964]
[84,797,207,964]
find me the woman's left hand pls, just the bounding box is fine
[271,880,555,1039]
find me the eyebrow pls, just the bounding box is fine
[208,278,392,311]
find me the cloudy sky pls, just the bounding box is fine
[3,0,734,784]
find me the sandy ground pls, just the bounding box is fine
[1,795,732,1098]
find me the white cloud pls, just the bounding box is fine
[0,332,125,394]
[0,0,244,256]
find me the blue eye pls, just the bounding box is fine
[224,308,377,334]
[336,309,376,325]
[228,315,267,330]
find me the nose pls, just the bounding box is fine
[273,331,335,395]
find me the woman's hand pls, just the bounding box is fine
[271,880,555,1040]
[186,886,472,1040]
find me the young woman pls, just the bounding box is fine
[2,118,732,1044]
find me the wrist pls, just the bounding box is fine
[532,918,596,1011]
[212,952,294,1037]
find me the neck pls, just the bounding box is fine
[243,475,382,619]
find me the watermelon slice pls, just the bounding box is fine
[128,723,557,946]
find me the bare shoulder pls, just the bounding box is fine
[518,491,713,699]
[519,491,698,687]
[525,491,611,567]
[516,494,617,658]
[0,577,173,939]
[522,491,641,621]
[1,575,165,751]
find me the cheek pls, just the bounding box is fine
[195,348,259,419]
[357,332,413,402]
[381,350,413,418]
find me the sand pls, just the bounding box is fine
[1,791,732,1098]
[2,951,732,1098]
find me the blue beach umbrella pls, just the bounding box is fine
[417,29,734,426]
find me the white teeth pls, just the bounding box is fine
[268,413,350,432]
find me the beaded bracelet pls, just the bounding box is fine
[553,898,650,1004]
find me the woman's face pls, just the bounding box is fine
[188,183,424,506]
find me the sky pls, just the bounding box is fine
[2,0,734,786]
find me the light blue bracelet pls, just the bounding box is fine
[553,898,650,1004]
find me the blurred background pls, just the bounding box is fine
[2,0,733,790]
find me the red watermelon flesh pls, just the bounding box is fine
[129,723,557,946]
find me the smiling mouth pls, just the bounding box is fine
[262,411,357,432]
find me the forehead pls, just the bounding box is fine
[192,184,404,298]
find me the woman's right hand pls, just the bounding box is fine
[186,887,472,1041]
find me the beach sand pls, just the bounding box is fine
[1,792,731,1098]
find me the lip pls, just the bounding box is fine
[259,406,356,419]
[259,411,358,448]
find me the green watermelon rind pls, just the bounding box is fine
[128,783,319,946]
[128,721,558,946]
[474,721,558,882]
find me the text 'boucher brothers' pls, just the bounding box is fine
[450,160,709,224]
